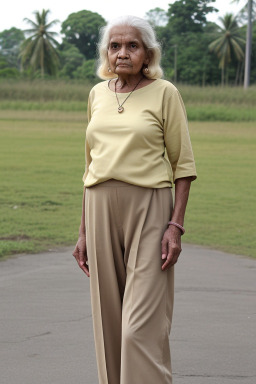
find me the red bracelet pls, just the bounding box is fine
[168,221,185,235]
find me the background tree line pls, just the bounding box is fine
[0,0,255,86]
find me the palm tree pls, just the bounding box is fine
[21,9,60,77]
[209,13,245,85]
[232,0,254,88]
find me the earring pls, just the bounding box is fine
[143,66,149,75]
[108,67,112,73]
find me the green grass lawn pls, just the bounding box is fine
[186,121,256,257]
[0,110,255,259]
[0,111,86,258]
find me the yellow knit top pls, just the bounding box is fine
[83,79,197,188]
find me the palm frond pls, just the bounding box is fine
[23,18,38,29]
[46,31,59,38]
[21,9,60,77]
[45,20,60,29]
[208,10,246,77]
[23,28,39,34]
[45,35,60,47]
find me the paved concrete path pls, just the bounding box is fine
[0,244,255,384]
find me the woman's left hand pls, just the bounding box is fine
[161,225,182,270]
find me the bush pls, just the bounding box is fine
[0,67,20,78]
[73,59,98,82]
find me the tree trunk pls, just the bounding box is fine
[244,0,252,89]
[235,61,243,86]
[239,60,245,86]
[235,62,240,86]
[226,66,229,86]
[41,39,44,78]
[221,67,225,86]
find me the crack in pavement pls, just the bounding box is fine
[0,331,51,344]
[174,373,256,380]
[175,287,256,295]
[49,315,90,324]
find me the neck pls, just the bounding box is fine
[115,74,144,91]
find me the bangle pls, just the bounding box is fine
[168,221,185,235]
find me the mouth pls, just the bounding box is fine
[116,63,131,67]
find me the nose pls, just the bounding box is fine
[118,44,128,58]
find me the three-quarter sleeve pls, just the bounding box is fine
[163,88,197,183]
[82,79,197,188]
[82,96,92,184]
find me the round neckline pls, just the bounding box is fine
[107,78,158,95]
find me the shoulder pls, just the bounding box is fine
[156,81,186,118]
[148,79,181,104]
[89,80,109,98]
[153,79,178,94]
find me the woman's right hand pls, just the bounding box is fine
[72,234,90,277]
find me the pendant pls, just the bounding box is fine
[118,106,124,113]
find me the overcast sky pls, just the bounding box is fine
[0,0,243,35]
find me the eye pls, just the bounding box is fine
[130,43,137,49]
[109,43,119,50]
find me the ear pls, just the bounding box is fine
[144,49,152,65]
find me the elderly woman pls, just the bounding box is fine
[73,15,197,384]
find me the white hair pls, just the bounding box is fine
[97,15,163,80]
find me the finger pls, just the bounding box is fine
[162,254,178,270]
[164,240,174,266]
[162,243,179,270]
[79,261,90,277]
[164,248,181,269]
[161,237,168,260]
[81,267,90,277]
[162,256,172,270]
[78,246,90,276]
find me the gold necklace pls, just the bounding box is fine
[114,77,143,113]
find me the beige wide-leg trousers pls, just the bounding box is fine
[85,180,174,384]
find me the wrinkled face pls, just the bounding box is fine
[107,25,149,77]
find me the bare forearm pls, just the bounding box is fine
[171,177,192,226]
[161,177,192,269]
[79,187,86,236]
